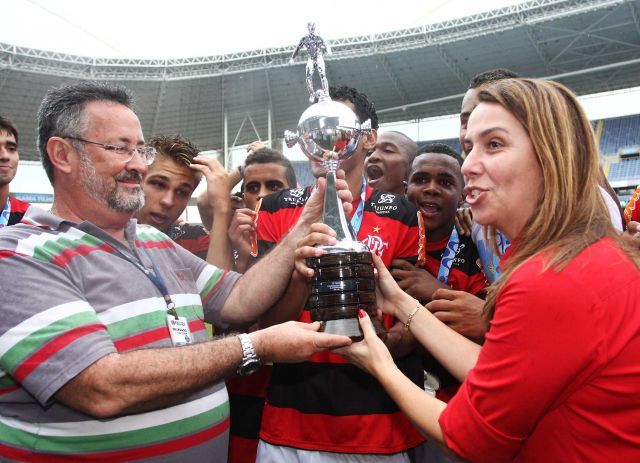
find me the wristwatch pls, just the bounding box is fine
[236,333,261,376]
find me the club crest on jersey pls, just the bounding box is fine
[362,234,389,256]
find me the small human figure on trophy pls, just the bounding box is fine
[289,22,333,102]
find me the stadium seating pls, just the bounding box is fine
[599,114,640,156]
[608,158,640,183]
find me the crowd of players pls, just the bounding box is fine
[0,68,638,463]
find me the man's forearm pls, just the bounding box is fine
[55,335,243,418]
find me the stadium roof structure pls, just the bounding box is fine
[1,0,640,162]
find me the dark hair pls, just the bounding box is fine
[468,68,520,90]
[37,81,134,184]
[416,142,463,166]
[0,115,19,145]
[244,147,297,189]
[329,86,379,130]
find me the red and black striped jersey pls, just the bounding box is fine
[9,196,30,226]
[254,184,425,454]
[258,185,420,266]
[422,231,487,297]
[166,222,210,261]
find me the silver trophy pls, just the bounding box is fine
[285,24,385,339]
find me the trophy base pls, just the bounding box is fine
[307,249,386,341]
[319,316,387,341]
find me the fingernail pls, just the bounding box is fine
[358,310,366,319]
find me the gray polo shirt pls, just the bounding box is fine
[0,207,241,462]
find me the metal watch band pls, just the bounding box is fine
[236,333,260,375]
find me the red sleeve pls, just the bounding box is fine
[439,255,601,462]
[256,209,280,244]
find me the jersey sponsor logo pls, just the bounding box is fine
[289,188,305,198]
[378,194,395,204]
[284,188,308,205]
[362,234,389,257]
[369,202,398,215]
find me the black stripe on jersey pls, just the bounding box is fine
[365,190,420,226]
[229,394,265,439]
[427,234,484,276]
[259,186,313,213]
[267,353,423,415]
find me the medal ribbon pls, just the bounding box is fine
[437,228,461,285]
[492,231,510,278]
[349,177,367,236]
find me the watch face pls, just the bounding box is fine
[239,359,261,376]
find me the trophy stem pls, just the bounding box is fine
[322,169,354,243]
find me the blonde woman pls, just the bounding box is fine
[297,78,640,462]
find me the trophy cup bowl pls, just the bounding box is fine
[286,97,385,340]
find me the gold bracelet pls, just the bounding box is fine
[404,299,423,331]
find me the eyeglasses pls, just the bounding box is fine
[64,136,156,165]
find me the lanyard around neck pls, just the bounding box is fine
[491,232,510,279]
[349,177,367,236]
[106,241,178,317]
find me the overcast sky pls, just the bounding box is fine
[4,0,524,58]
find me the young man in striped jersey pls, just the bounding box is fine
[255,86,425,463]
[0,81,351,463]
[136,134,238,269]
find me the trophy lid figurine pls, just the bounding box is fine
[285,23,385,339]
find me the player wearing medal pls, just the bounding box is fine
[391,144,487,340]
[0,81,352,462]
[393,143,488,463]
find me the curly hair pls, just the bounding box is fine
[329,86,379,129]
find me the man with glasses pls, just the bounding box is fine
[0,81,351,462]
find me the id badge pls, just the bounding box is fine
[166,315,193,346]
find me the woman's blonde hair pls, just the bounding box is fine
[477,78,639,320]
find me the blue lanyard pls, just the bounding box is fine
[437,228,460,285]
[350,177,367,235]
[110,245,177,317]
